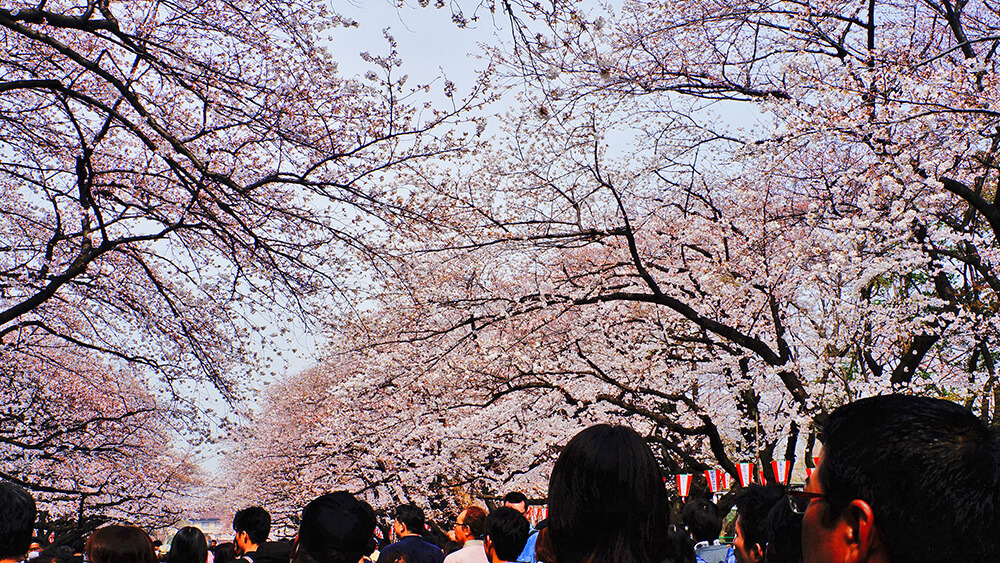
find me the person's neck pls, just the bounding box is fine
[400,532,421,538]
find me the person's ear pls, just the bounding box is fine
[840,499,878,563]
[750,543,765,563]
[484,536,494,561]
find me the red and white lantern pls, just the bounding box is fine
[772,459,792,485]
[704,469,722,493]
[676,473,694,497]
[737,462,754,487]
[722,471,734,489]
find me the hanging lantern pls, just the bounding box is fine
[676,473,694,497]
[772,459,793,485]
[737,462,754,487]
[704,469,722,493]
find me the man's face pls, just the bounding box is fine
[454,509,471,544]
[234,530,251,555]
[504,501,527,515]
[733,516,759,563]
[801,449,843,563]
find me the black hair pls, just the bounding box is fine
[503,492,528,506]
[819,394,1000,561]
[168,526,207,563]
[86,525,158,563]
[485,507,529,561]
[763,497,802,563]
[393,505,425,536]
[461,506,487,540]
[233,506,271,545]
[680,498,722,543]
[733,485,784,552]
[298,491,376,563]
[0,482,36,559]
[666,524,695,563]
[548,424,671,563]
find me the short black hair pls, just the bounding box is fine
[0,482,36,559]
[485,507,529,562]
[819,394,1000,561]
[763,497,802,563]
[393,505,425,535]
[233,506,271,545]
[680,498,722,543]
[734,485,784,551]
[298,492,375,563]
[502,492,527,506]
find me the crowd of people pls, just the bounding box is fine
[2,394,999,563]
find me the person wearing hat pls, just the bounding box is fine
[293,491,377,563]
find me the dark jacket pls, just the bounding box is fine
[381,535,445,563]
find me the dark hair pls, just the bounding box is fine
[461,506,487,540]
[394,505,426,536]
[503,492,528,506]
[666,524,695,563]
[86,525,158,563]
[734,485,784,552]
[168,526,207,563]
[485,507,529,561]
[680,498,722,543]
[763,498,802,563]
[819,394,1000,561]
[298,491,376,563]
[233,506,271,545]
[548,424,670,563]
[0,482,36,559]
[213,542,236,563]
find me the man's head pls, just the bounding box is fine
[392,504,425,537]
[0,482,36,562]
[733,485,785,563]
[502,492,528,515]
[484,507,529,563]
[680,498,722,543]
[295,491,375,563]
[233,506,271,553]
[803,394,1000,563]
[454,506,487,544]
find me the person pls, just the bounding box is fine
[444,507,487,563]
[733,486,785,563]
[0,483,36,563]
[547,424,672,563]
[168,527,209,563]
[799,394,1000,563]
[380,505,444,563]
[763,497,801,563]
[85,525,158,563]
[292,491,375,563]
[484,507,529,563]
[231,507,286,563]
[681,498,731,563]
[502,493,528,516]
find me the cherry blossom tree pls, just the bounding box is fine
[232,0,1000,509]
[1,0,489,530]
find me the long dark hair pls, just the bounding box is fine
[168,527,208,563]
[548,424,671,563]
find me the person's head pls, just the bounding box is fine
[548,424,670,563]
[680,498,722,543]
[764,497,802,563]
[233,507,270,553]
[734,485,785,563]
[0,482,36,561]
[167,527,207,563]
[454,506,486,544]
[392,505,425,536]
[85,525,158,563]
[803,394,1000,563]
[502,492,528,515]
[295,491,376,563]
[484,507,529,563]
[665,524,696,563]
